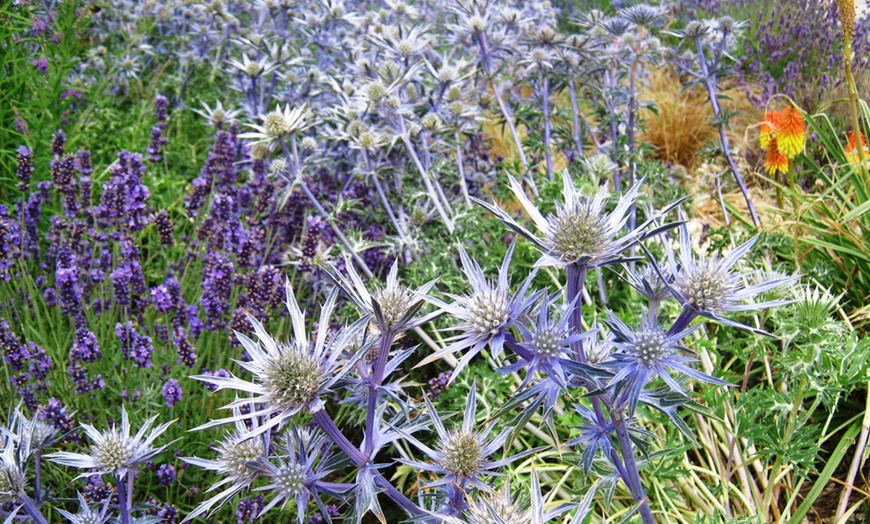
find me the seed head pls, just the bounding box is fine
[93,431,135,472]
[446,85,463,102]
[262,348,324,411]
[300,136,317,152]
[0,462,23,504]
[468,15,487,33]
[366,81,386,102]
[631,329,670,366]
[397,39,415,58]
[421,112,441,131]
[269,159,288,174]
[374,287,413,329]
[218,437,265,482]
[549,205,609,263]
[467,289,510,335]
[264,111,291,138]
[466,491,526,524]
[357,131,377,149]
[685,20,708,39]
[437,65,458,84]
[441,430,483,478]
[251,143,271,160]
[531,323,568,357]
[273,462,307,497]
[675,259,732,313]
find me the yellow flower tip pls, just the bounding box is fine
[777,105,806,159]
[764,136,789,175]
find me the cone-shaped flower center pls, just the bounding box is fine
[441,430,483,478]
[263,347,324,410]
[274,462,307,497]
[263,112,290,137]
[632,329,669,366]
[93,431,135,472]
[467,289,510,335]
[0,463,22,503]
[374,287,412,328]
[220,437,265,481]
[74,509,104,524]
[677,260,731,313]
[532,323,567,357]
[549,204,608,262]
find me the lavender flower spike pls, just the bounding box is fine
[416,241,541,380]
[191,281,370,437]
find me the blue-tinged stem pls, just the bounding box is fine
[372,470,427,517]
[667,308,696,337]
[568,80,584,162]
[114,474,131,524]
[33,450,41,503]
[280,138,374,278]
[449,481,466,514]
[312,410,369,468]
[19,493,48,524]
[612,410,656,524]
[693,37,759,227]
[364,331,396,457]
[566,264,588,363]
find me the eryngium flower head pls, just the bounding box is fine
[192,281,369,437]
[325,257,438,334]
[253,425,346,522]
[1,406,62,454]
[0,438,25,505]
[241,104,314,144]
[601,312,730,413]
[55,492,111,524]
[398,385,533,490]
[46,406,175,479]
[661,221,798,334]
[416,242,541,379]
[475,172,680,269]
[181,407,270,522]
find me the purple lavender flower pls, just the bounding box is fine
[31,17,46,35]
[56,247,82,315]
[173,328,197,368]
[51,130,66,158]
[33,57,48,74]
[111,265,133,306]
[162,379,183,407]
[236,496,265,523]
[200,251,234,331]
[1,319,27,371]
[155,210,174,245]
[70,328,101,363]
[0,205,21,280]
[151,284,175,314]
[199,368,229,391]
[16,146,34,192]
[117,322,154,368]
[39,398,75,435]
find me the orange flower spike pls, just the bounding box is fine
[845,130,866,162]
[759,110,781,149]
[764,136,789,175]
[777,104,805,159]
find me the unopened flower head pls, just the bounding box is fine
[55,492,111,524]
[0,440,24,504]
[46,406,175,478]
[192,282,369,437]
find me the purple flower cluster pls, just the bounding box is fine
[161,378,183,407]
[148,94,170,163]
[676,0,870,108]
[96,151,151,231]
[116,321,154,369]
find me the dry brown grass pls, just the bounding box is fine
[639,69,762,171]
